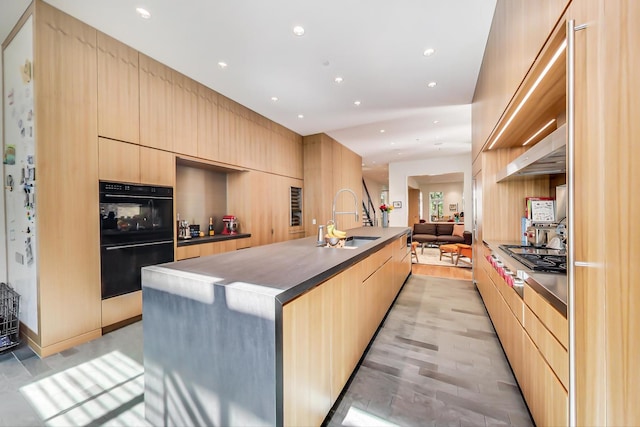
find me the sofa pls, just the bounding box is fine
[412,222,472,250]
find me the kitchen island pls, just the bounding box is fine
[142,226,411,427]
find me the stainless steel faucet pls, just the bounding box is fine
[332,188,359,229]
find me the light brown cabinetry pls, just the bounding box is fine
[173,72,198,156]
[139,54,174,152]
[330,264,364,400]
[31,1,102,355]
[283,276,333,427]
[302,134,363,238]
[472,0,570,160]
[283,237,408,426]
[197,84,219,161]
[175,238,250,261]
[96,32,139,144]
[139,146,175,186]
[98,138,140,183]
[475,251,568,426]
[98,138,174,187]
[227,171,304,247]
[568,1,640,425]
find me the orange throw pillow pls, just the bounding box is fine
[453,224,465,237]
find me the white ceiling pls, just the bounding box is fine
[1,0,496,184]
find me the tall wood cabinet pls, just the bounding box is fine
[139,54,174,152]
[302,133,363,238]
[568,0,639,425]
[472,0,640,424]
[1,1,102,356]
[96,32,139,144]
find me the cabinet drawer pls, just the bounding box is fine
[524,305,568,389]
[361,244,393,281]
[524,284,567,348]
[176,245,199,260]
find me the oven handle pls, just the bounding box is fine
[102,194,173,200]
[105,240,174,250]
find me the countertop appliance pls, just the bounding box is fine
[526,223,557,247]
[499,244,566,274]
[99,181,174,299]
[222,215,238,235]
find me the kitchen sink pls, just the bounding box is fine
[322,235,381,249]
[344,236,380,247]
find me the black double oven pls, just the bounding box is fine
[99,181,174,300]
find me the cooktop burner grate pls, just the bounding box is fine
[499,245,567,274]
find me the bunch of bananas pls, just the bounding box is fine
[326,222,347,239]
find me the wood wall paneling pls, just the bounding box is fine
[98,137,140,183]
[34,0,102,348]
[172,71,198,156]
[480,150,550,242]
[96,32,139,144]
[139,54,174,152]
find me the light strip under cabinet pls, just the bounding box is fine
[487,40,567,150]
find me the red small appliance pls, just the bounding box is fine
[222,215,239,235]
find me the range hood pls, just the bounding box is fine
[496,124,567,182]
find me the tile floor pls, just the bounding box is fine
[0,274,533,426]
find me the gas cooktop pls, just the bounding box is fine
[499,245,567,274]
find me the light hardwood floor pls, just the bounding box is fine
[412,263,473,280]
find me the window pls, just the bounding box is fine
[290,186,302,226]
[429,191,444,221]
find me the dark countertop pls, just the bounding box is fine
[156,226,410,304]
[484,240,567,317]
[177,232,251,247]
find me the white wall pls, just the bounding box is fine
[420,181,464,222]
[0,44,7,282]
[388,153,472,231]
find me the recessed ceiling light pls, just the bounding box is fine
[380,129,385,133]
[271,96,279,102]
[217,62,228,69]
[353,100,361,106]
[427,81,437,88]
[334,76,343,83]
[433,120,439,124]
[434,142,443,146]
[293,26,305,36]
[297,114,304,119]
[390,142,396,146]
[135,7,151,19]
[423,48,435,57]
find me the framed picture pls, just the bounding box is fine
[392,201,402,208]
[449,203,458,211]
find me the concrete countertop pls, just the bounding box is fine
[153,226,410,304]
[484,240,567,317]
